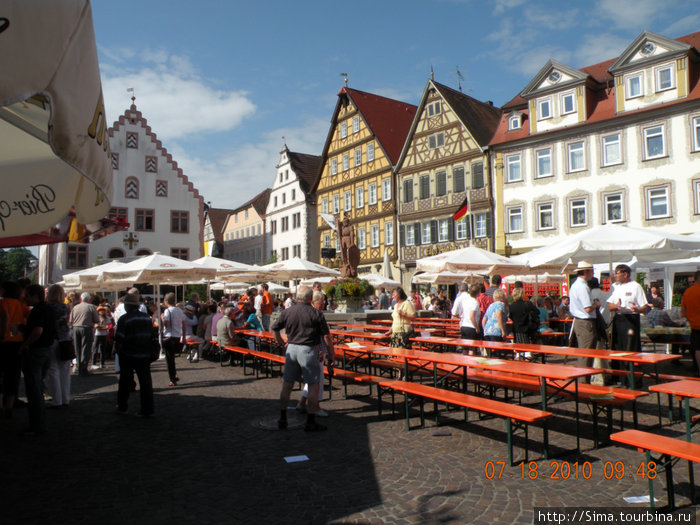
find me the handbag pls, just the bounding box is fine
[58,340,76,361]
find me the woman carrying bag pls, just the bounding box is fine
[387,287,416,349]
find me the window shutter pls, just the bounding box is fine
[399,225,405,246]
[466,215,473,240]
[485,212,492,237]
[430,220,438,243]
[414,223,421,245]
[448,219,454,241]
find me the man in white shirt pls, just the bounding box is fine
[607,264,649,352]
[568,261,599,350]
[451,283,481,343]
[162,292,184,386]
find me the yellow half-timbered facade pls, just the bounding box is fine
[313,87,416,273]
[395,80,502,283]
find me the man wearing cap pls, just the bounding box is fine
[607,264,649,352]
[114,293,156,416]
[569,261,599,351]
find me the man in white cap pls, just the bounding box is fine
[568,260,599,351]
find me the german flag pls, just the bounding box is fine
[452,196,469,222]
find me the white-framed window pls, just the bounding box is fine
[507,206,523,233]
[427,101,441,117]
[438,219,449,242]
[352,116,359,134]
[625,73,643,99]
[405,224,415,245]
[603,192,623,223]
[602,133,622,166]
[419,175,430,199]
[421,222,431,244]
[343,190,352,211]
[382,178,391,201]
[354,148,362,167]
[331,158,338,175]
[474,213,487,238]
[538,97,552,120]
[342,153,349,171]
[340,122,347,138]
[569,197,587,227]
[537,202,554,230]
[505,154,522,182]
[508,116,521,130]
[385,221,394,245]
[368,182,377,205]
[332,194,340,214]
[567,141,586,172]
[321,197,329,214]
[428,133,444,149]
[367,143,375,162]
[356,187,364,208]
[370,224,380,247]
[561,91,576,115]
[357,227,366,250]
[323,234,330,248]
[694,180,700,215]
[646,185,671,219]
[692,116,700,152]
[455,220,467,240]
[535,148,552,178]
[655,64,675,92]
[643,124,666,159]
[402,178,413,203]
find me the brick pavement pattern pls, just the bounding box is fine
[1,355,698,524]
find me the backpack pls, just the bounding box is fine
[527,303,541,335]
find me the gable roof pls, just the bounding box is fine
[491,30,700,147]
[230,188,271,218]
[287,150,322,194]
[432,81,502,147]
[206,207,234,242]
[339,87,417,164]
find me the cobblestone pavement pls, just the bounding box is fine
[1,354,698,524]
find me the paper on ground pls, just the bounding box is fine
[623,495,658,503]
[284,455,309,463]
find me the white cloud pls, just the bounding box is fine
[573,33,630,67]
[169,117,329,210]
[595,0,665,30]
[100,48,256,143]
[492,0,528,15]
[663,12,700,37]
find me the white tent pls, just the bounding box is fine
[100,253,217,285]
[0,0,113,247]
[259,257,340,281]
[266,282,290,294]
[416,246,527,275]
[62,260,127,288]
[191,256,261,278]
[513,225,700,271]
[412,271,471,285]
[359,273,401,289]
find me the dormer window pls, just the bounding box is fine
[537,98,552,120]
[655,64,675,92]
[625,73,643,99]
[508,115,521,130]
[548,71,561,83]
[561,91,576,115]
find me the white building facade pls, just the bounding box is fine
[489,31,700,254]
[266,145,321,262]
[39,101,204,283]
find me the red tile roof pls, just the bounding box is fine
[341,87,417,164]
[491,31,700,147]
[206,207,234,242]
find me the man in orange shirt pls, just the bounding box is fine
[681,270,700,376]
[260,283,273,331]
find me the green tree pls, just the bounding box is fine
[0,248,35,281]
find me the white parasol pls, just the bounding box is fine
[0,0,113,246]
[259,257,340,281]
[416,246,527,275]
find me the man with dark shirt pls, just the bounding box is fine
[20,285,57,435]
[273,286,333,432]
[485,275,502,298]
[114,293,156,416]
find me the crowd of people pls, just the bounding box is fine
[1,268,699,436]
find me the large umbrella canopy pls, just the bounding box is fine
[359,273,401,289]
[0,0,113,246]
[100,253,216,285]
[191,256,260,277]
[259,257,340,281]
[416,246,527,275]
[503,273,566,284]
[62,260,127,288]
[266,282,290,294]
[412,271,471,285]
[513,224,700,270]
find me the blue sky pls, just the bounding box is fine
[92,0,700,210]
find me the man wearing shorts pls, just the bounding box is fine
[273,286,333,432]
